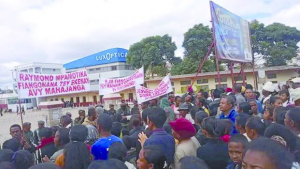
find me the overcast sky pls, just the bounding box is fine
[0,0,299,89]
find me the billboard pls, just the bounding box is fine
[210,1,253,62]
[17,70,90,98]
[63,48,128,70]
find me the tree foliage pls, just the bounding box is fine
[182,24,213,60]
[126,34,177,71]
[250,20,300,66]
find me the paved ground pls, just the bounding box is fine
[0,107,88,146]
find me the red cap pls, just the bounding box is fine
[170,118,196,140]
[226,87,233,93]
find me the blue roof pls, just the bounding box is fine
[63,48,128,70]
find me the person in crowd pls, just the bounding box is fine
[181,85,194,104]
[170,118,200,169]
[2,138,20,152]
[138,107,175,166]
[22,122,36,153]
[195,111,208,145]
[129,115,144,143]
[96,106,105,117]
[273,107,289,125]
[285,107,300,136]
[236,102,252,116]
[172,96,182,119]
[149,99,158,108]
[192,97,210,116]
[111,122,122,137]
[66,112,73,126]
[279,89,293,107]
[242,138,293,169]
[37,127,56,161]
[234,84,246,106]
[82,106,97,127]
[168,94,175,106]
[9,124,31,151]
[248,99,262,118]
[34,121,45,145]
[60,115,72,128]
[197,117,229,169]
[245,117,266,141]
[29,163,60,169]
[131,100,139,115]
[108,142,135,169]
[227,134,248,169]
[117,103,131,116]
[178,103,194,124]
[196,91,204,100]
[107,104,117,115]
[0,149,14,163]
[179,156,209,169]
[0,162,15,169]
[74,110,86,125]
[263,106,274,123]
[92,113,122,160]
[137,145,167,169]
[235,113,251,142]
[160,98,175,123]
[269,96,283,108]
[246,84,253,90]
[184,95,194,110]
[12,150,34,169]
[219,95,238,134]
[219,119,233,143]
[264,123,300,162]
[43,128,70,163]
[261,81,275,106]
[88,159,128,169]
[225,87,233,95]
[209,88,222,116]
[141,101,149,113]
[244,88,263,113]
[57,125,91,169]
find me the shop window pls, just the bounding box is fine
[216,84,228,89]
[83,96,86,103]
[111,66,117,70]
[199,85,209,92]
[215,77,227,82]
[197,79,208,84]
[234,76,247,81]
[171,82,174,86]
[267,73,277,79]
[180,81,191,85]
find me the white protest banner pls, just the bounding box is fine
[99,67,144,95]
[135,75,173,104]
[17,70,90,98]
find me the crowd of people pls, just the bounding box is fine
[2,78,300,169]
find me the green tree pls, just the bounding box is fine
[182,24,213,60]
[250,20,300,66]
[126,34,177,71]
[170,58,218,75]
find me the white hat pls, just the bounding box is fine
[263,81,274,92]
[291,77,300,83]
[290,88,300,101]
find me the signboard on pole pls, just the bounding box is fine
[99,67,144,95]
[135,75,173,104]
[210,1,253,62]
[17,70,90,98]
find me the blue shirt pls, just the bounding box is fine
[256,100,263,114]
[144,129,175,165]
[220,108,238,135]
[91,135,122,160]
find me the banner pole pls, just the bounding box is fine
[18,99,24,128]
[210,1,221,87]
[230,62,235,88]
[242,63,246,86]
[191,42,214,86]
[252,63,257,90]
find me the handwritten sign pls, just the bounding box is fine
[17,70,90,98]
[135,75,173,104]
[99,67,144,95]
